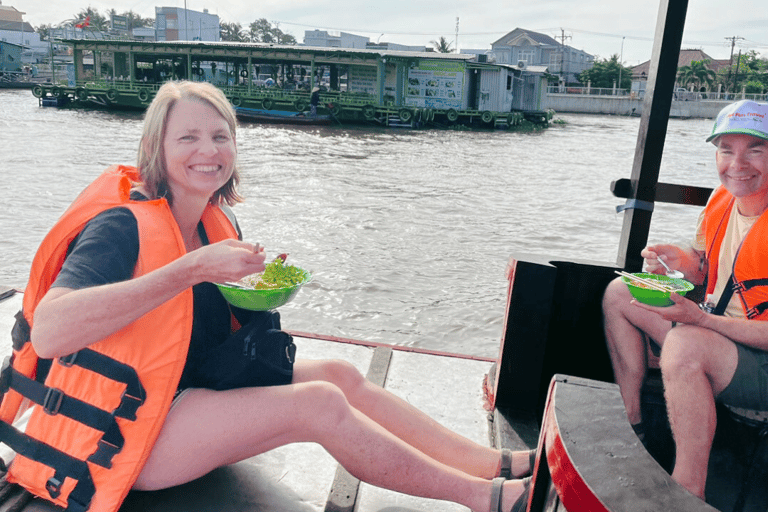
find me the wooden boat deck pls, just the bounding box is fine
[0,287,523,512]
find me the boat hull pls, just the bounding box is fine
[235,107,332,125]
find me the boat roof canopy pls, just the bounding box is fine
[62,39,480,65]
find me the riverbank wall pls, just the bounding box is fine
[542,93,732,119]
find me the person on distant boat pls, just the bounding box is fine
[310,85,320,116]
[603,100,768,500]
[1,80,534,512]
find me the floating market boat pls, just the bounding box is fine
[235,106,333,125]
[29,39,552,130]
[3,2,766,511]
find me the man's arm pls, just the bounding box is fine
[635,293,768,351]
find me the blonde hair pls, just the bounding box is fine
[137,81,243,206]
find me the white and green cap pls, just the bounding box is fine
[707,100,768,143]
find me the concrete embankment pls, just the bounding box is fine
[542,93,732,119]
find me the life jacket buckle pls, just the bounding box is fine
[0,357,11,398]
[43,387,64,415]
[45,476,62,498]
[285,343,296,364]
[59,352,78,367]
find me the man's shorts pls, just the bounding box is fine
[717,343,768,411]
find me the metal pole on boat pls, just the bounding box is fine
[615,0,689,270]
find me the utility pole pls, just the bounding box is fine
[455,17,459,53]
[555,29,571,85]
[618,36,626,92]
[183,0,189,41]
[724,35,744,93]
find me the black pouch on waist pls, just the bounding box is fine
[203,311,296,390]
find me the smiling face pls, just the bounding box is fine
[162,98,236,204]
[715,134,768,216]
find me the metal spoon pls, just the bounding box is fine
[656,257,684,279]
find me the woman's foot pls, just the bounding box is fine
[498,448,536,479]
[489,477,531,512]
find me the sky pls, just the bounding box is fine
[8,0,768,66]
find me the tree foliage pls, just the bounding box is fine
[72,7,108,31]
[677,60,716,90]
[248,18,296,44]
[220,22,247,42]
[430,36,453,53]
[106,9,154,31]
[715,50,768,93]
[35,24,53,39]
[577,54,632,89]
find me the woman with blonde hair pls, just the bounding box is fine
[3,81,532,512]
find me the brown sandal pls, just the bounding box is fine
[498,448,537,479]
[490,476,532,512]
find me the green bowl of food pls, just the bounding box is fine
[216,259,311,311]
[621,272,694,307]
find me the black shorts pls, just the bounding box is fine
[717,343,768,411]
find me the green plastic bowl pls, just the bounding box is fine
[215,269,311,311]
[621,272,694,307]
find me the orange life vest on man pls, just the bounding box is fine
[0,165,239,511]
[703,185,768,320]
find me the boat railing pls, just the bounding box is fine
[67,79,380,109]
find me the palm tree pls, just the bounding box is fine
[220,22,247,42]
[430,36,453,53]
[677,60,717,91]
[73,7,108,32]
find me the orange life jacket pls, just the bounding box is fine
[0,165,239,511]
[703,185,768,319]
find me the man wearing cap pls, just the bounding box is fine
[602,100,768,499]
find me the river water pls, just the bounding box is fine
[0,89,721,358]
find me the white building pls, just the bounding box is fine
[0,3,49,63]
[155,6,220,42]
[303,29,427,52]
[303,30,369,49]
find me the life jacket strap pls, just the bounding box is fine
[58,348,145,420]
[4,366,125,469]
[746,302,768,319]
[0,420,95,511]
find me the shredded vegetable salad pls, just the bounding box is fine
[239,258,308,290]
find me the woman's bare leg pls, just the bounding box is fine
[293,358,532,479]
[134,382,527,511]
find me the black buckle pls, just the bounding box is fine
[59,352,78,367]
[113,391,142,421]
[285,343,296,364]
[46,477,63,498]
[0,357,12,397]
[43,387,64,415]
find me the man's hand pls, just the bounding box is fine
[632,292,706,326]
